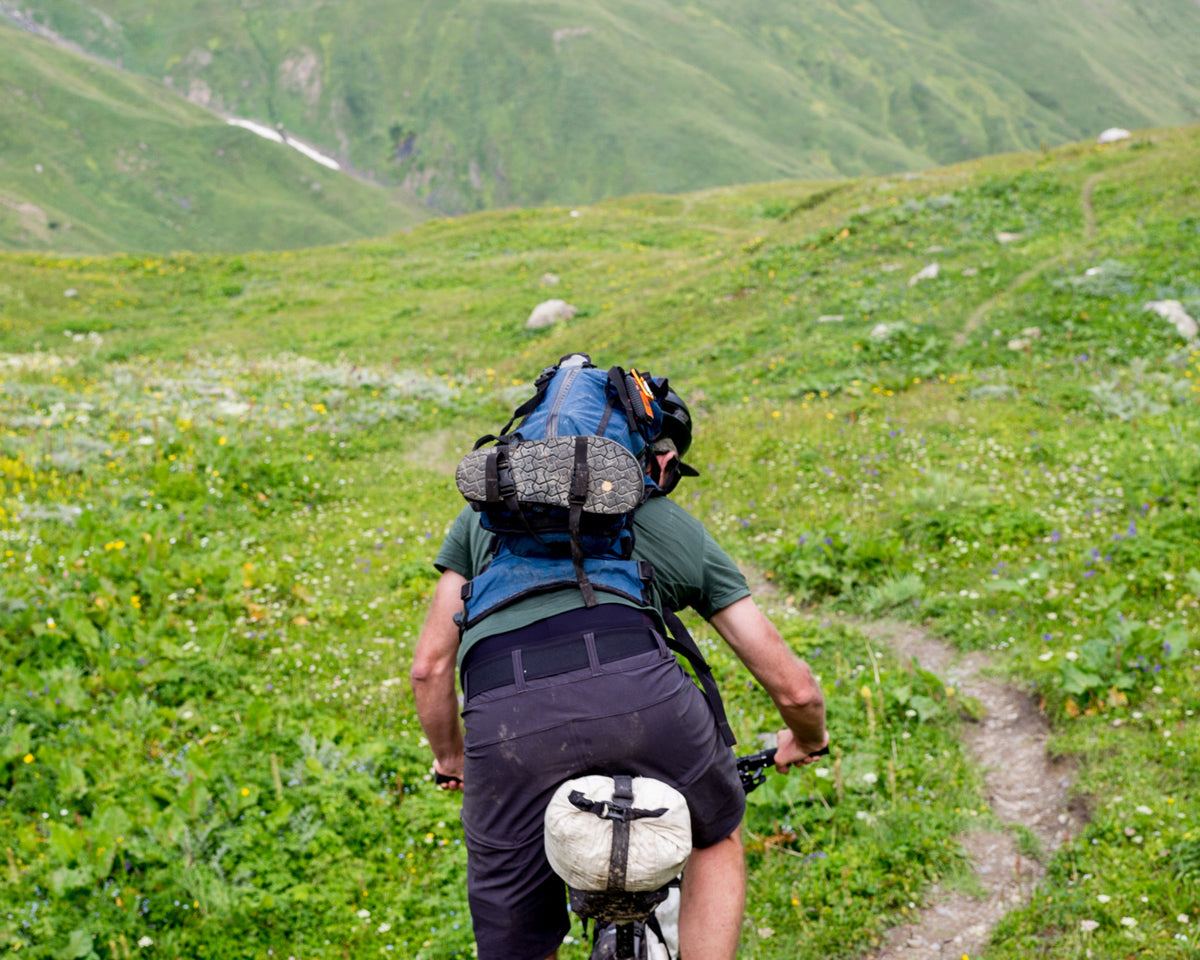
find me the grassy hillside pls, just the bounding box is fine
[1,126,1199,958]
[0,23,427,254]
[12,0,1200,214]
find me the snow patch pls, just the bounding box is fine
[226,119,341,171]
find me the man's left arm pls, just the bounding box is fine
[410,570,467,789]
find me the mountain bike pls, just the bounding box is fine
[576,743,829,960]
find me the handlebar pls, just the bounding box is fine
[434,744,829,793]
[736,743,830,793]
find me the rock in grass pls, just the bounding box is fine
[1097,127,1132,145]
[1007,328,1042,350]
[526,298,577,329]
[1143,300,1198,340]
[907,262,939,287]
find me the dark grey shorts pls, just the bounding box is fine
[459,611,745,960]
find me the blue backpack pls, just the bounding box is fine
[454,354,665,628]
[455,353,739,748]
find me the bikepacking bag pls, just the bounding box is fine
[455,353,665,623]
[544,775,692,899]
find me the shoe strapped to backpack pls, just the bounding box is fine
[454,354,668,624]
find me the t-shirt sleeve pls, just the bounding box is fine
[689,522,752,619]
[633,498,750,619]
[434,506,482,577]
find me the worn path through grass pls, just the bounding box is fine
[857,618,1084,959]
[743,571,1084,958]
[957,155,1128,347]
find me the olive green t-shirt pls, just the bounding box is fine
[435,496,750,666]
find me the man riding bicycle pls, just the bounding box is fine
[411,363,828,960]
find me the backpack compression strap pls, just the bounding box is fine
[474,361,560,447]
[568,435,598,607]
[483,441,549,547]
[660,608,737,748]
[606,367,643,441]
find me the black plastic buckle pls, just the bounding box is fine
[599,801,631,823]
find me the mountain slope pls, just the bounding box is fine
[11,0,1200,214]
[0,22,427,253]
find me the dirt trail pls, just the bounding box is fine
[955,256,1066,347]
[855,619,1086,959]
[739,574,1086,956]
[955,170,1105,348]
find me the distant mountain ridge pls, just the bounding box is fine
[0,20,426,253]
[11,0,1200,215]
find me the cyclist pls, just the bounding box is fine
[411,381,829,960]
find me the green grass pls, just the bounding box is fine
[2,125,1199,958]
[11,0,1200,217]
[0,23,427,254]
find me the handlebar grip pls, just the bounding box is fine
[434,771,463,787]
[764,744,830,764]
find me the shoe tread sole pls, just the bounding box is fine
[457,436,643,514]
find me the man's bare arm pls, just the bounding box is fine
[410,570,467,787]
[709,596,828,770]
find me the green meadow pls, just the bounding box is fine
[1,126,1198,958]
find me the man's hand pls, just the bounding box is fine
[433,756,464,791]
[773,728,830,774]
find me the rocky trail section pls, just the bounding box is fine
[741,568,1086,957]
[855,619,1086,959]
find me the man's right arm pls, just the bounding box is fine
[709,596,828,771]
[410,570,468,787]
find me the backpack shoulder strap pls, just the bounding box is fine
[659,608,737,748]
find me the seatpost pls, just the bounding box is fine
[614,921,635,959]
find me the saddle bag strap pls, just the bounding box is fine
[660,608,737,748]
[607,775,633,892]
